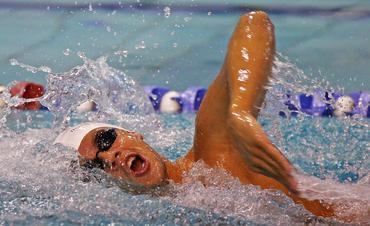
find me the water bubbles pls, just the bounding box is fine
[9,58,52,74]
[39,66,52,73]
[88,3,93,12]
[162,161,323,225]
[172,43,178,48]
[184,17,192,22]
[9,58,18,66]
[262,54,369,183]
[76,51,87,61]
[241,47,249,62]
[38,54,155,129]
[135,41,146,50]
[237,69,250,82]
[207,12,212,16]
[2,51,369,224]
[114,50,128,58]
[163,6,171,18]
[63,48,71,56]
[239,87,247,92]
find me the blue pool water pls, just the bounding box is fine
[1,0,370,91]
[0,1,369,225]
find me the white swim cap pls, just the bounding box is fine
[54,122,126,149]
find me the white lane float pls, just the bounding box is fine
[1,82,369,117]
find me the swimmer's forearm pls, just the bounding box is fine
[226,11,275,118]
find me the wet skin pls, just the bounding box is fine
[77,11,359,221]
[78,128,167,187]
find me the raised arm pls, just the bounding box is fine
[225,12,297,193]
[193,12,297,193]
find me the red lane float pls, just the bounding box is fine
[10,82,45,110]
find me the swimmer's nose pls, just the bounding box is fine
[97,148,121,164]
[135,133,144,141]
[118,152,149,177]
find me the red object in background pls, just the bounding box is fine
[10,82,45,110]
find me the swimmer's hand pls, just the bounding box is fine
[228,111,298,194]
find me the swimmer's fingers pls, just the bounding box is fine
[256,142,294,179]
[254,140,298,193]
[251,161,297,194]
[228,113,297,193]
[249,149,298,194]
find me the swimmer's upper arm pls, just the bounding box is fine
[225,12,297,193]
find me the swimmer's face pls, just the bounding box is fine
[78,127,167,188]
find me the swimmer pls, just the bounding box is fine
[56,12,364,222]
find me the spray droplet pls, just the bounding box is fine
[184,17,192,22]
[163,6,171,18]
[9,58,52,74]
[241,47,249,62]
[63,48,71,56]
[77,51,87,61]
[39,66,52,73]
[9,58,18,66]
[135,41,146,50]
[238,69,250,82]
[114,50,128,58]
[88,3,93,12]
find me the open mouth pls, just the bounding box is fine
[124,153,149,176]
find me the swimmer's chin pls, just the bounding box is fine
[107,167,169,191]
[77,157,170,195]
[79,158,168,190]
[113,176,171,196]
